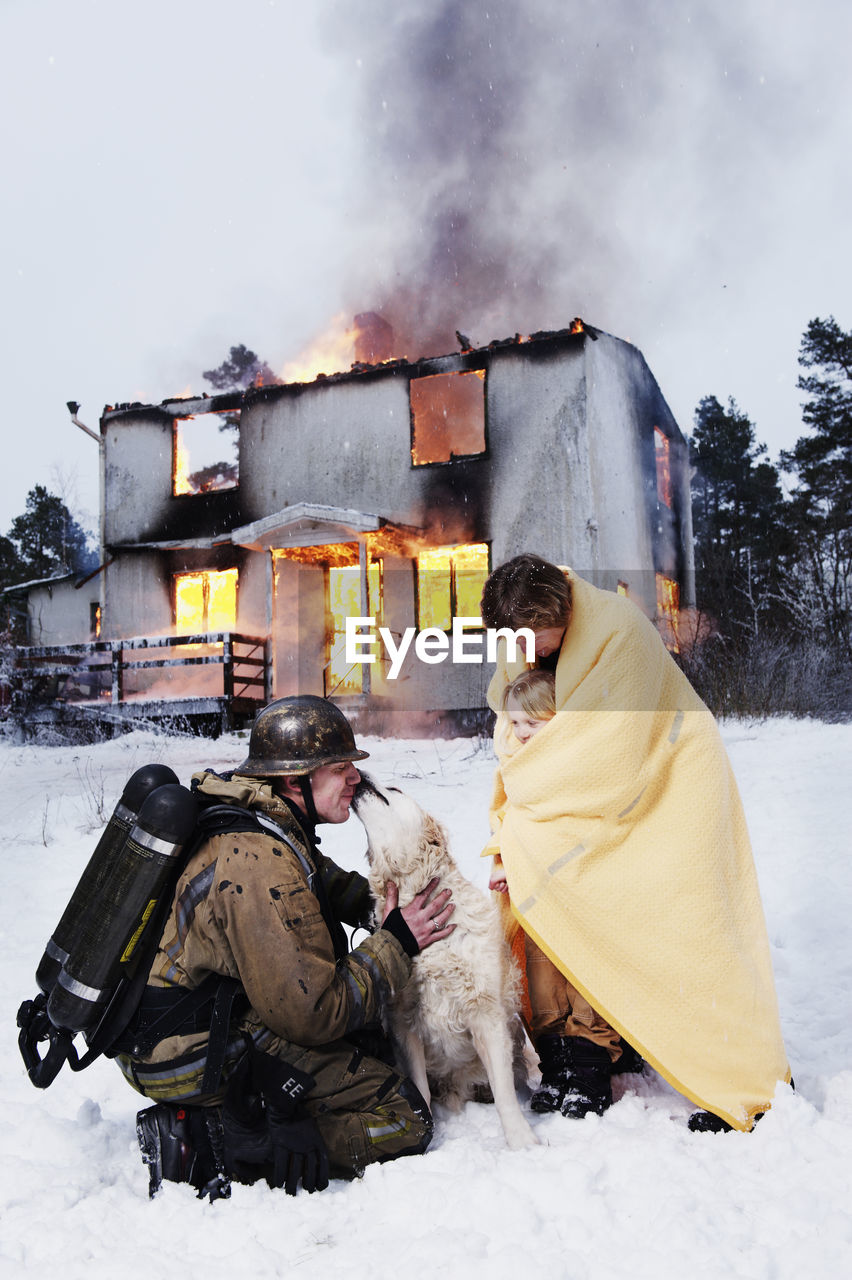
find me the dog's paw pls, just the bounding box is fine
[504,1121,540,1150]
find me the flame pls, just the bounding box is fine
[274,544,360,568]
[281,313,358,384]
[327,566,364,694]
[174,569,237,633]
[417,543,489,629]
[173,424,193,496]
[570,317,584,334]
[656,574,681,653]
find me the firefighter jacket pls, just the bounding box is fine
[115,771,413,1102]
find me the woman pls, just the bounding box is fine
[480,554,790,1132]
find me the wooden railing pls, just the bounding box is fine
[12,632,271,709]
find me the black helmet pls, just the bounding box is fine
[235,695,369,777]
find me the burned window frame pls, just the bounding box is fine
[172,412,240,498]
[414,543,491,632]
[409,366,488,467]
[654,426,673,509]
[655,572,680,653]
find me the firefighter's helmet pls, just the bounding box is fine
[235,696,369,777]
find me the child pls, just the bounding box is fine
[489,670,555,896]
[501,668,556,745]
[488,668,629,1117]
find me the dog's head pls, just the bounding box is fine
[353,773,447,884]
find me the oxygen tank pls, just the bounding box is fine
[35,764,179,995]
[47,783,198,1036]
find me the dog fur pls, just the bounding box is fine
[353,775,538,1150]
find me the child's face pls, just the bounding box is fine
[506,693,548,745]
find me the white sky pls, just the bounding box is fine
[2,0,850,533]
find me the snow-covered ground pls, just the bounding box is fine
[1,718,850,1279]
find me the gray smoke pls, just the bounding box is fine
[326,0,823,362]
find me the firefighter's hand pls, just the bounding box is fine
[268,1113,330,1196]
[385,877,455,950]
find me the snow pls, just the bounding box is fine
[2,719,851,1279]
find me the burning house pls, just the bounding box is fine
[13,321,694,735]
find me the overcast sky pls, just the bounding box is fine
[2,0,850,534]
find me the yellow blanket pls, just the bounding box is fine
[486,569,789,1130]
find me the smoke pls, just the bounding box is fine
[325,0,829,367]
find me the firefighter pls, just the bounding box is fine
[118,695,455,1197]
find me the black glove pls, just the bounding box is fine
[223,1049,329,1195]
[251,1050,329,1195]
[268,1112,330,1195]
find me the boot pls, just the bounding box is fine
[687,1110,734,1133]
[611,1039,644,1075]
[530,1035,614,1119]
[136,1103,229,1200]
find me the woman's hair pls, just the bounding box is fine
[480,553,572,631]
[502,669,556,721]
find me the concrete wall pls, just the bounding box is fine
[25,579,99,646]
[102,551,171,639]
[102,411,175,545]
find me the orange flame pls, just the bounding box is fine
[656,574,681,653]
[173,425,193,496]
[281,313,358,384]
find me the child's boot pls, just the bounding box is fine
[530,1035,614,1118]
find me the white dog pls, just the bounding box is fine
[353,775,538,1150]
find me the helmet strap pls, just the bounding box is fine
[298,774,319,828]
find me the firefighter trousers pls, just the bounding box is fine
[263,1033,433,1179]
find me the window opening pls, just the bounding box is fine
[416,543,489,629]
[655,573,680,652]
[174,568,238,633]
[326,559,384,696]
[410,370,486,465]
[173,412,240,496]
[654,427,672,508]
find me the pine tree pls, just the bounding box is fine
[203,344,278,392]
[4,486,96,587]
[689,396,788,635]
[781,316,852,654]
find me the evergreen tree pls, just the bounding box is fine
[689,396,788,635]
[4,486,97,587]
[203,344,278,392]
[780,316,852,654]
[201,343,278,449]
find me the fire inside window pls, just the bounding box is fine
[417,544,489,630]
[326,560,383,696]
[173,413,239,496]
[654,427,672,508]
[174,569,238,633]
[656,573,680,652]
[410,370,486,465]
[90,602,101,639]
